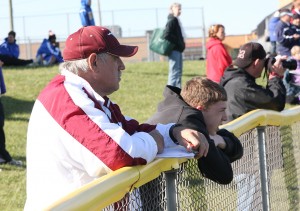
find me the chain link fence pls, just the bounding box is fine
[47,108,300,211]
[101,124,300,210]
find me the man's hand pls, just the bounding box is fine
[148,129,164,154]
[172,126,209,159]
[269,55,288,78]
[210,134,226,149]
[294,34,300,40]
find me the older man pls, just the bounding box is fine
[24,26,208,210]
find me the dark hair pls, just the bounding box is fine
[48,30,56,42]
[8,30,16,37]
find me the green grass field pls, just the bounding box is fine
[0,60,282,210]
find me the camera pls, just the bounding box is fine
[265,57,297,72]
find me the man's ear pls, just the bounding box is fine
[195,105,204,111]
[87,53,98,72]
[253,59,260,67]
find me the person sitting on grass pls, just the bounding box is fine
[35,30,63,66]
[0,31,34,66]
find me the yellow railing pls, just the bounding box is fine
[46,106,300,211]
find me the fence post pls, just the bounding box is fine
[164,169,178,211]
[257,126,270,211]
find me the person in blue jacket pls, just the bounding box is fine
[268,10,280,55]
[275,8,300,56]
[0,31,33,66]
[36,31,63,66]
[79,0,95,26]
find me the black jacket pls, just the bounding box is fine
[220,67,286,121]
[147,86,243,184]
[164,14,185,52]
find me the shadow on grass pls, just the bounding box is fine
[1,96,35,121]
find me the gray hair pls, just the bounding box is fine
[59,53,109,75]
[169,2,181,14]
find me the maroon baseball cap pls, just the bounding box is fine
[63,26,138,61]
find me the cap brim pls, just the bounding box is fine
[109,45,138,57]
[280,12,293,17]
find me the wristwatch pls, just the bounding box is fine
[169,124,181,145]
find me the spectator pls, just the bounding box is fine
[147,77,243,184]
[79,0,95,26]
[0,60,22,166]
[276,8,299,56]
[164,2,185,88]
[0,31,34,66]
[220,42,286,121]
[283,45,300,104]
[268,11,280,56]
[24,26,208,210]
[292,13,300,37]
[35,30,63,66]
[292,0,300,16]
[206,24,232,83]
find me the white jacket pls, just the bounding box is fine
[24,70,176,210]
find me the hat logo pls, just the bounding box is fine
[238,50,246,59]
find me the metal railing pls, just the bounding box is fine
[46,106,300,211]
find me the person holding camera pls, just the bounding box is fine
[220,42,286,121]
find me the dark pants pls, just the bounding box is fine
[0,54,33,66]
[270,41,277,56]
[0,99,12,162]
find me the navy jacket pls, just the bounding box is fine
[275,20,297,56]
[0,38,19,58]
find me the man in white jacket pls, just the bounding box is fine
[24,26,209,210]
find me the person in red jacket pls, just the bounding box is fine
[206,24,232,83]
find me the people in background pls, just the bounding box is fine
[24,25,208,210]
[268,11,280,56]
[283,45,300,104]
[206,24,232,83]
[291,13,300,38]
[220,42,286,121]
[35,30,63,66]
[164,2,185,88]
[0,60,22,166]
[0,31,34,66]
[292,0,300,16]
[80,0,95,26]
[276,8,300,56]
[147,77,243,184]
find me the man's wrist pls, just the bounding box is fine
[269,71,283,79]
